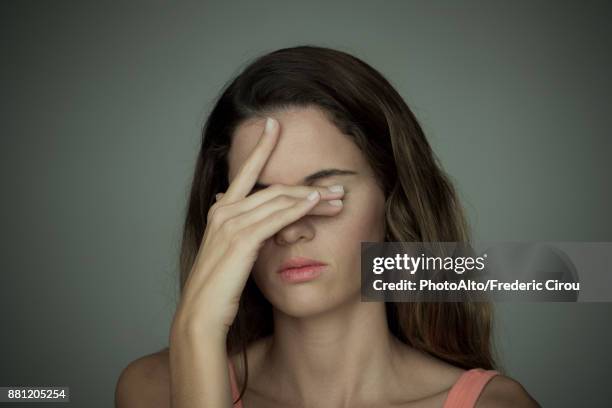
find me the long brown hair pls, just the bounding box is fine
[177,45,497,403]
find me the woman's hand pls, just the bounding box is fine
[170,117,345,342]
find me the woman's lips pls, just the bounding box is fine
[279,265,327,283]
[277,256,328,283]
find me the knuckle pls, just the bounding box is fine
[207,202,221,221]
[208,202,234,227]
[207,215,222,231]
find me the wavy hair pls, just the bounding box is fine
[177,45,496,404]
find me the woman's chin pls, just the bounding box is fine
[270,291,335,318]
[271,290,362,319]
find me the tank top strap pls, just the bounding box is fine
[228,357,244,407]
[442,368,500,408]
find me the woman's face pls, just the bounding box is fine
[227,106,386,317]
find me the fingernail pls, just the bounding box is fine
[328,185,344,193]
[328,199,343,206]
[265,117,276,133]
[307,191,320,201]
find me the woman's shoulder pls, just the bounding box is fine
[420,348,540,408]
[393,344,538,407]
[115,347,171,408]
[114,338,270,407]
[475,374,540,408]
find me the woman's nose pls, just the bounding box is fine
[274,219,315,246]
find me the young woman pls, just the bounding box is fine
[116,46,539,407]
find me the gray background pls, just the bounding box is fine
[1,0,610,406]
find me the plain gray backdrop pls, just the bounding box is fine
[1,1,611,407]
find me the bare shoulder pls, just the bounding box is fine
[476,374,540,408]
[114,347,170,408]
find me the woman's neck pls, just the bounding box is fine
[261,298,407,406]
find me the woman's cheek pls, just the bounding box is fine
[332,185,385,243]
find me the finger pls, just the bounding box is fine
[223,117,279,204]
[221,189,336,234]
[240,192,327,246]
[312,198,344,214]
[213,184,344,224]
[215,193,224,201]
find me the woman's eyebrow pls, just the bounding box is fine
[253,168,358,189]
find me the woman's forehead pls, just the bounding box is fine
[227,107,366,184]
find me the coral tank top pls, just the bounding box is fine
[228,358,499,408]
